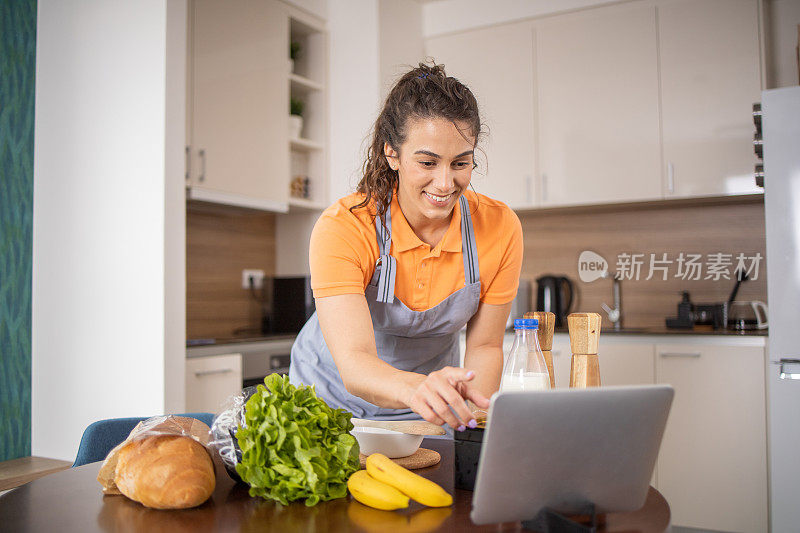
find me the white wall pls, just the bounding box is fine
[164,0,188,414]
[421,0,620,37]
[327,0,381,205]
[379,0,425,97]
[33,0,186,461]
[765,0,800,88]
[276,0,381,276]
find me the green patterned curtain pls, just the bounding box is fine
[1,0,36,461]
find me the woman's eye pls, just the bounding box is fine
[419,161,436,168]
[453,161,471,168]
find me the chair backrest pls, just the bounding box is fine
[72,412,214,467]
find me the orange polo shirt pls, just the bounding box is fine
[309,190,523,311]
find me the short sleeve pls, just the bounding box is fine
[479,209,523,305]
[309,204,376,298]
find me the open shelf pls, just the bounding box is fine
[288,197,326,211]
[290,73,323,95]
[290,138,324,152]
[287,12,327,210]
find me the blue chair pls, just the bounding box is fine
[72,412,214,467]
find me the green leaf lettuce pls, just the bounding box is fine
[235,374,360,506]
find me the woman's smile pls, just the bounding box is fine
[423,190,455,205]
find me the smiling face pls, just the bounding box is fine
[384,117,476,232]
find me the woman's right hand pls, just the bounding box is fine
[403,367,490,431]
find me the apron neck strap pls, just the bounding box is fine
[459,195,480,286]
[373,193,480,304]
[374,194,396,303]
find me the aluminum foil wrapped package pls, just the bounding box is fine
[208,385,257,482]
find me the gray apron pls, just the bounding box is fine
[289,195,481,420]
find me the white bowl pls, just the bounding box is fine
[351,427,424,458]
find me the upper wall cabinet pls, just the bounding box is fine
[187,1,328,213]
[423,0,763,210]
[188,0,290,212]
[658,0,762,198]
[427,22,537,209]
[536,4,662,207]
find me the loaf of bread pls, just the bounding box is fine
[114,434,215,509]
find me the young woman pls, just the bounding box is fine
[289,63,523,432]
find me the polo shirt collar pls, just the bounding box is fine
[390,193,463,254]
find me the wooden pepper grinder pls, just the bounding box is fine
[524,311,556,388]
[567,312,602,388]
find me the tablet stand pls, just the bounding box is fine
[522,503,598,533]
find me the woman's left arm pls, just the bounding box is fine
[462,300,512,401]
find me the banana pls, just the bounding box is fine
[347,469,410,511]
[365,453,453,508]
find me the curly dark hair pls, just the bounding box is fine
[350,61,485,218]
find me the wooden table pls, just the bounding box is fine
[0,439,670,532]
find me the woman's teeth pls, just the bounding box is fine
[424,191,453,204]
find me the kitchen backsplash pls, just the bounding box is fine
[187,201,276,339]
[518,197,767,329]
[186,196,767,337]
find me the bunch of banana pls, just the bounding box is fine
[346,453,453,511]
[347,470,410,511]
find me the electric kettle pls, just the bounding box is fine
[535,275,574,328]
[728,300,769,330]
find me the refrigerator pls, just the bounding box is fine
[762,85,800,532]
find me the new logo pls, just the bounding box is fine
[578,251,609,283]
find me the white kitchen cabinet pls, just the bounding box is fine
[551,334,655,388]
[599,341,656,386]
[658,0,762,198]
[187,0,290,211]
[426,21,537,209]
[536,3,662,207]
[186,353,243,414]
[655,342,767,532]
[551,333,573,389]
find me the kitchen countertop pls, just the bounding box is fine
[190,325,767,349]
[552,326,768,337]
[187,333,297,348]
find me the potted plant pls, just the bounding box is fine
[289,41,300,74]
[289,98,304,140]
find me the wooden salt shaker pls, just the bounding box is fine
[524,311,556,388]
[567,312,602,388]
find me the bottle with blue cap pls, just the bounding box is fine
[500,318,551,391]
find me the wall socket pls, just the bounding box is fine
[242,269,266,289]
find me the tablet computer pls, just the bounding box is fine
[470,385,674,525]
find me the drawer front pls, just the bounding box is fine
[186,353,243,414]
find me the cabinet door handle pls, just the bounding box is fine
[542,173,548,203]
[185,145,191,182]
[775,358,800,380]
[667,162,675,194]
[659,352,700,358]
[194,368,233,377]
[199,148,206,182]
